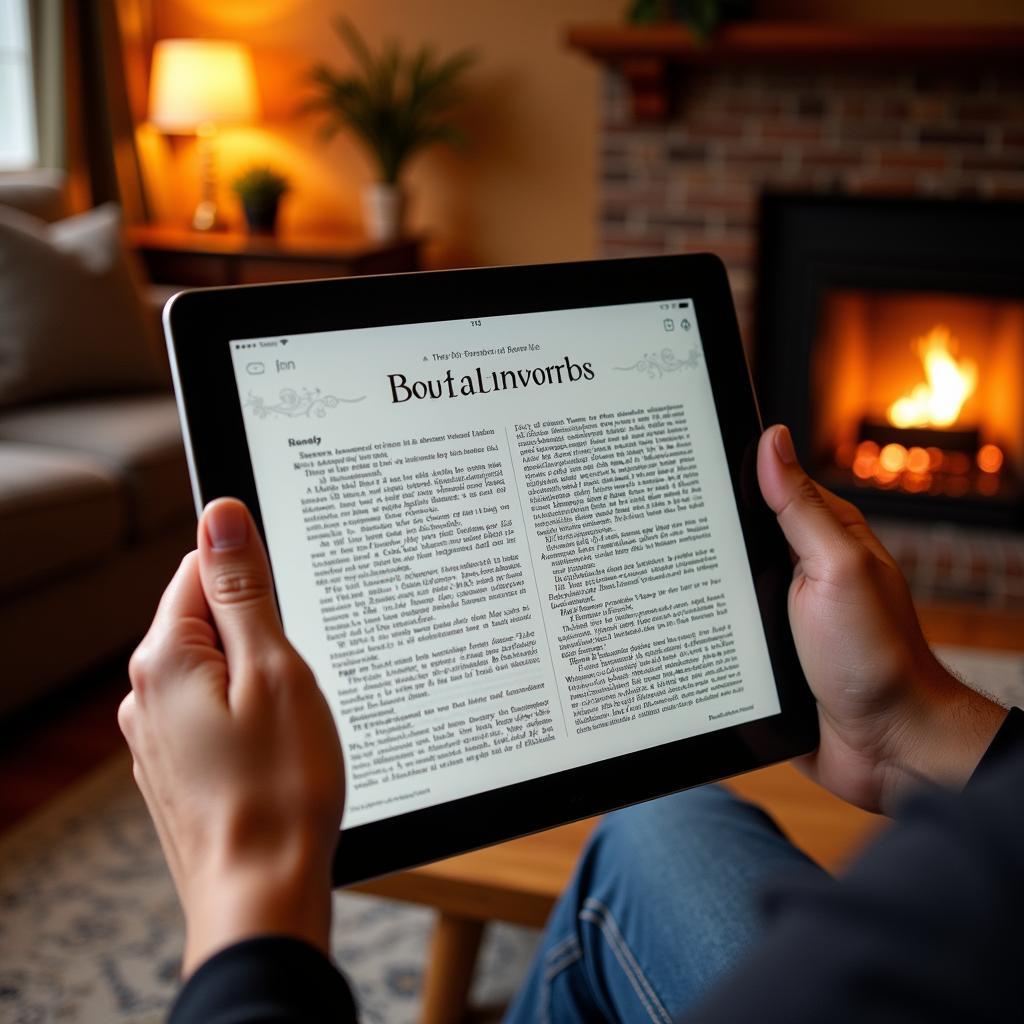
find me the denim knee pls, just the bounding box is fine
[576,784,805,933]
[590,785,770,870]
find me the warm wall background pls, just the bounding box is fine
[142,0,622,268]
[139,0,1024,268]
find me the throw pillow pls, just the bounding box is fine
[0,202,166,408]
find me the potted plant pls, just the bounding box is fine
[627,0,752,40]
[232,166,290,234]
[303,18,476,242]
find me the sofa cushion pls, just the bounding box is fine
[0,202,167,409]
[0,442,124,596]
[0,395,193,538]
[0,169,67,222]
[0,520,195,718]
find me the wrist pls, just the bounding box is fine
[181,849,334,977]
[878,653,1008,815]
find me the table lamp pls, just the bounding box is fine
[148,39,260,231]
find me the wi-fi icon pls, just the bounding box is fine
[280,339,288,345]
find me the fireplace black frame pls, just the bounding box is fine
[754,192,1024,528]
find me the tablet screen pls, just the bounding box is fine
[228,299,781,829]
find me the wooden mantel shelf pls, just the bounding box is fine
[566,22,1024,120]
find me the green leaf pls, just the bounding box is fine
[333,17,377,81]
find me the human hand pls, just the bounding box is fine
[758,425,1006,815]
[118,498,344,976]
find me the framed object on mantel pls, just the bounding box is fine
[127,224,423,288]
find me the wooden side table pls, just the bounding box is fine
[127,224,422,287]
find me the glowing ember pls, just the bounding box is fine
[852,458,875,479]
[905,447,930,474]
[977,444,1004,474]
[837,436,1007,498]
[887,325,978,429]
[879,443,908,473]
[901,472,931,493]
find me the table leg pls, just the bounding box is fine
[418,912,485,1024]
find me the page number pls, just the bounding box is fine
[470,319,482,327]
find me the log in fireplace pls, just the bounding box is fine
[755,193,1024,529]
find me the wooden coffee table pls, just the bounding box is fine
[352,602,1023,1024]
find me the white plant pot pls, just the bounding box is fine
[362,183,406,242]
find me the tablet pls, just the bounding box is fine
[164,253,817,885]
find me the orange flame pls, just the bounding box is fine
[887,325,977,429]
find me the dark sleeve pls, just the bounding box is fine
[685,707,1024,1024]
[168,936,358,1024]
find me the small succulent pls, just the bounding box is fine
[231,166,290,203]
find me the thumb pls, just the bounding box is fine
[757,425,857,572]
[197,498,286,665]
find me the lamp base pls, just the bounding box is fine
[191,199,223,232]
[192,123,225,232]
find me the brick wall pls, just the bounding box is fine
[597,67,1024,347]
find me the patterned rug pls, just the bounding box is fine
[0,755,539,1024]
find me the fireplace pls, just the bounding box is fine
[755,194,1024,529]
[568,24,1024,603]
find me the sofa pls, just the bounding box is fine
[0,172,194,717]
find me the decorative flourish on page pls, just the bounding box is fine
[614,347,700,379]
[244,387,365,419]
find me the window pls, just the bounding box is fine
[0,0,36,170]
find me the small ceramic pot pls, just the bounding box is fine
[241,193,282,234]
[362,183,406,242]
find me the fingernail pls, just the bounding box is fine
[774,425,797,465]
[206,501,248,551]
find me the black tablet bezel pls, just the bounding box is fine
[164,253,818,886]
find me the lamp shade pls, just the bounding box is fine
[148,39,260,132]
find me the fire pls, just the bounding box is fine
[887,325,978,429]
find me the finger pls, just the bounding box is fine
[117,690,138,744]
[814,484,896,568]
[757,425,860,575]
[197,498,286,667]
[149,551,211,637]
[131,553,219,702]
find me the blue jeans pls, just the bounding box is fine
[503,785,826,1024]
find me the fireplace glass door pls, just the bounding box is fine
[756,193,1024,529]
